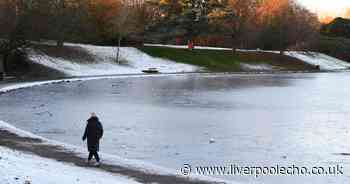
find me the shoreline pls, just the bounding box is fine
[0,74,235,184]
[1,69,347,92]
[0,121,228,184]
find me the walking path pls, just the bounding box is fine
[0,128,224,184]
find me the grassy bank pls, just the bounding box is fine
[140,46,318,72]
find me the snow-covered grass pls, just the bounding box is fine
[0,119,171,175]
[0,146,141,184]
[285,52,350,70]
[28,43,200,77]
[239,49,350,70]
[28,42,349,76]
[0,120,141,184]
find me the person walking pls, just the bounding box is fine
[82,112,104,166]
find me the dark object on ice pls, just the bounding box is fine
[24,179,31,184]
[314,65,320,70]
[142,68,159,74]
[82,113,104,163]
[209,138,215,144]
[336,153,350,156]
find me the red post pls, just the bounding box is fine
[187,40,194,50]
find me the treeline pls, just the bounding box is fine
[0,0,321,50]
[0,0,147,46]
[317,17,350,61]
[146,0,320,52]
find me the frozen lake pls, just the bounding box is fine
[1,73,350,183]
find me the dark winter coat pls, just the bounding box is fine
[82,117,104,152]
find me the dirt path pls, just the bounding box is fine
[0,129,224,184]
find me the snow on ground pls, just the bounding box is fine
[0,146,141,184]
[144,43,232,51]
[285,52,350,71]
[240,63,274,71]
[239,50,350,71]
[146,44,350,71]
[0,120,233,184]
[0,118,144,184]
[28,42,350,75]
[28,43,199,77]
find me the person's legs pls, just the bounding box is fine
[93,152,100,162]
[88,152,94,161]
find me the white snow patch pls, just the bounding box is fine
[0,146,140,184]
[237,49,350,70]
[236,49,280,54]
[240,63,274,71]
[285,52,350,71]
[144,43,232,51]
[28,43,199,76]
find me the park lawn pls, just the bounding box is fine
[139,46,316,72]
[140,46,243,72]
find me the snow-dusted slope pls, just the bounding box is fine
[28,43,199,77]
[0,146,140,184]
[29,42,350,75]
[285,52,350,70]
[145,44,350,71]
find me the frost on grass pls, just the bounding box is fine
[285,52,350,70]
[28,43,199,76]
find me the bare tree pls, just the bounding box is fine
[225,0,258,52]
[0,0,30,79]
[109,0,142,64]
[51,0,88,47]
[255,0,319,53]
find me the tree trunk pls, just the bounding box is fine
[232,47,236,55]
[231,36,236,55]
[57,39,64,48]
[3,54,8,75]
[0,55,4,81]
[116,36,122,64]
[56,28,65,48]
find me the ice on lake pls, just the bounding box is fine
[1,73,350,184]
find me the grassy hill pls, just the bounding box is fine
[139,46,319,72]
